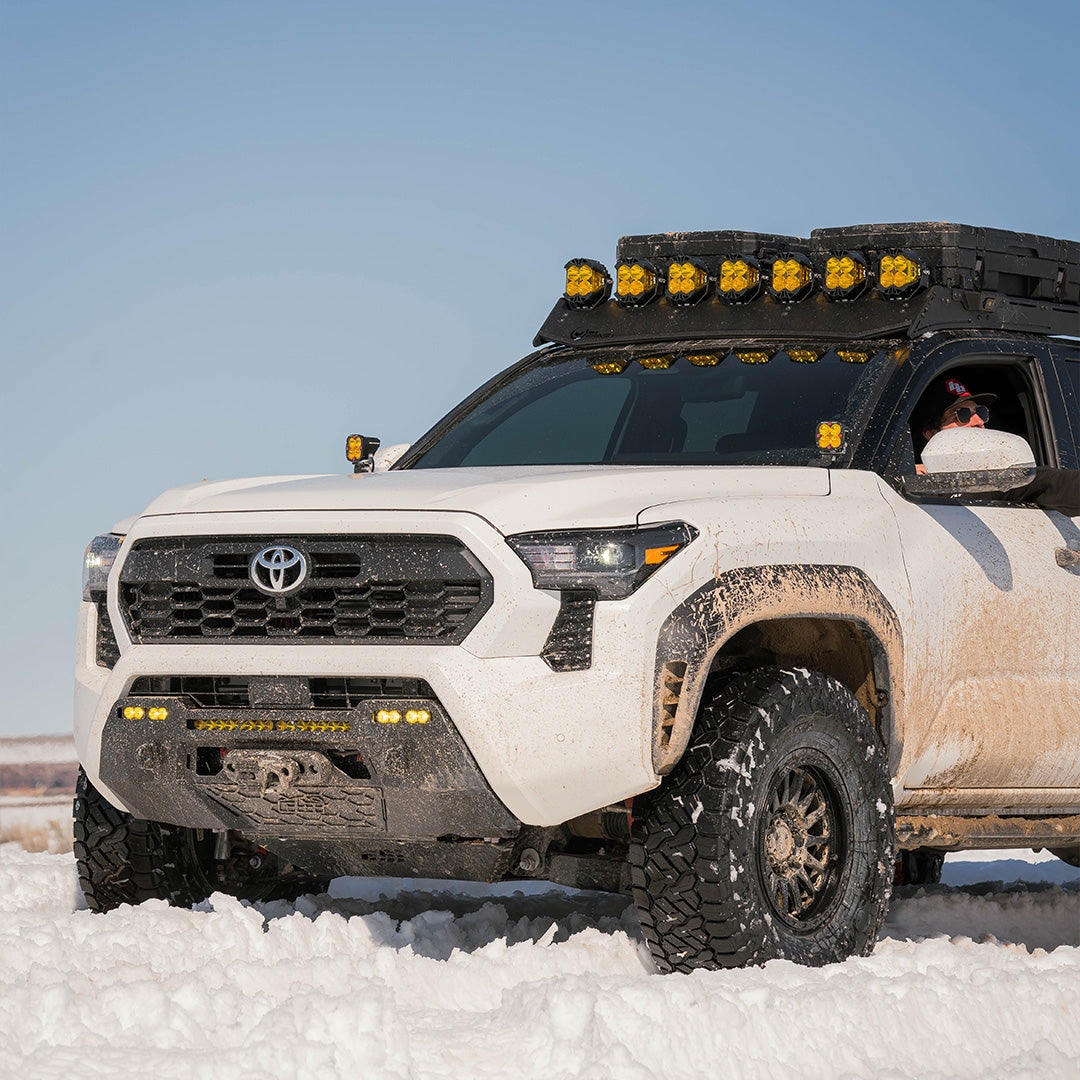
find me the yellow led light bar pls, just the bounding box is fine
[637,355,673,370]
[823,253,868,301]
[769,256,814,302]
[147,707,168,721]
[787,349,821,364]
[615,260,661,306]
[190,718,351,733]
[589,358,630,375]
[564,259,612,309]
[736,351,772,365]
[816,422,844,451]
[123,706,145,720]
[837,351,869,364]
[405,710,430,724]
[718,258,760,303]
[375,709,402,724]
[192,719,274,733]
[877,251,924,299]
[685,353,723,366]
[276,719,351,733]
[666,259,709,305]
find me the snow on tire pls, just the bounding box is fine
[630,667,894,972]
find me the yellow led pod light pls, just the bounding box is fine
[768,254,815,302]
[877,250,925,300]
[666,258,710,306]
[615,259,663,306]
[637,355,674,370]
[589,357,630,375]
[816,421,845,452]
[718,256,761,304]
[564,259,612,309]
[823,252,868,302]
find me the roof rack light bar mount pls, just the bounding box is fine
[534,223,1080,347]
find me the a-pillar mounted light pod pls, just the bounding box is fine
[346,434,381,474]
[614,258,663,306]
[816,421,846,453]
[564,259,612,309]
[768,254,815,303]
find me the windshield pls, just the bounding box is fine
[407,343,899,469]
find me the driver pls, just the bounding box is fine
[916,375,1079,517]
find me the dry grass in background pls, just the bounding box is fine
[1,807,73,854]
[1,744,77,853]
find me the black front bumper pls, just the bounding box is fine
[98,679,521,842]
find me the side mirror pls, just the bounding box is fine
[902,427,1037,497]
[372,443,411,472]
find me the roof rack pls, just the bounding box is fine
[534,223,1079,347]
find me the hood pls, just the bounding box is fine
[138,465,831,535]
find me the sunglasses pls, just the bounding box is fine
[949,405,989,425]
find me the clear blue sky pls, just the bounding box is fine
[2,1,1077,735]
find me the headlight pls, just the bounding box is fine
[82,534,124,601]
[506,522,697,600]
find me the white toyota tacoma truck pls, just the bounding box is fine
[74,223,1080,971]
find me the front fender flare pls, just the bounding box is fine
[652,564,904,775]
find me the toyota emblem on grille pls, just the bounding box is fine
[250,546,308,594]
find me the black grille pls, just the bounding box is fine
[309,677,434,709]
[541,590,596,671]
[119,535,491,644]
[93,593,120,669]
[129,676,253,709]
[128,675,436,710]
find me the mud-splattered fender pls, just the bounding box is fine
[652,564,904,776]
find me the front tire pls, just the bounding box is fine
[73,767,326,912]
[630,667,894,972]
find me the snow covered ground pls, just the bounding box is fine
[1,838,1077,1080]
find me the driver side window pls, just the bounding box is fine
[903,359,1050,470]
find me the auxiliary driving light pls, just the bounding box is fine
[718,257,761,303]
[823,253,868,301]
[877,251,925,299]
[787,349,821,364]
[615,259,662,306]
[589,357,630,375]
[405,710,430,724]
[564,259,612,308]
[346,434,381,473]
[666,258,709,305]
[768,255,815,302]
[816,421,845,451]
[837,350,869,364]
[123,706,145,720]
[375,710,402,724]
[637,355,674,370]
[736,350,772,365]
[686,353,723,366]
